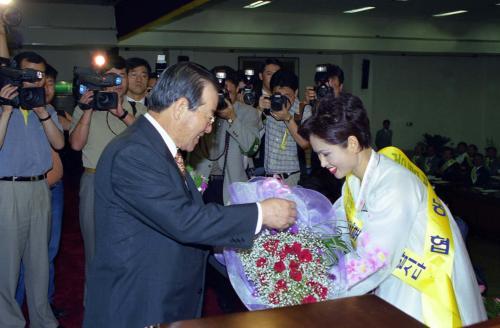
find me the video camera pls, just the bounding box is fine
[73,67,122,111]
[0,64,46,110]
[312,64,333,105]
[241,69,257,107]
[215,71,230,111]
[263,93,288,116]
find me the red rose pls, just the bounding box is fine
[299,249,313,263]
[278,250,287,260]
[292,242,302,255]
[259,274,268,285]
[302,295,317,304]
[268,292,280,305]
[274,261,286,273]
[256,257,267,267]
[314,284,328,299]
[289,260,300,270]
[306,281,315,287]
[263,239,279,253]
[290,269,302,282]
[284,243,293,255]
[275,279,288,291]
[319,287,328,299]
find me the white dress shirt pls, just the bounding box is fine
[144,113,263,233]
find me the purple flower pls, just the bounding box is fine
[288,224,299,234]
[270,229,278,235]
[328,273,337,281]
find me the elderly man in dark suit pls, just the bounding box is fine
[83,62,297,328]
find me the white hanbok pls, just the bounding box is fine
[334,150,487,325]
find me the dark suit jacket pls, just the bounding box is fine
[83,116,258,328]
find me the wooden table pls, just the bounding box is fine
[161,295,425,328]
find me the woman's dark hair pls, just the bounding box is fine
[149,62,218,113]
[298,93,371,149]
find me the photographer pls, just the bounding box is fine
[69,56,147,291]
[252,58,282,176]
[15,63,66,319]
[258,69,310,186]
[189,65,260,205]
[0,51,62,328]
[304,63,344,109]
[295,64,346,201]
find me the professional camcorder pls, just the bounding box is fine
[263,93,288,116]
[215,71,230,111]
[312,64,333,105]
[73,67,122,111]
[241,69,257,107]
[0,64,45,110]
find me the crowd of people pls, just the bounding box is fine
[410,141,499,187]
[0,19,492,327]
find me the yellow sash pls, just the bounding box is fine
[344,147,461,327]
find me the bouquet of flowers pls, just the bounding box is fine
[223,177,350,310]
[186,165,208,193]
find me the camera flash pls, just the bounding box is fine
[316,65,327,73]
[216,72,226,79]
[93,55,106,67]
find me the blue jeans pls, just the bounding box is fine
[16,181,64,305]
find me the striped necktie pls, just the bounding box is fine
[174,150,186,177]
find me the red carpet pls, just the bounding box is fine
[51,171,245,327]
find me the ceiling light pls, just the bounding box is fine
[432,10,468,17]
[244,1,271,9]
[344,7,376,14]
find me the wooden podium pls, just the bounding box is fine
[161,295,425,328]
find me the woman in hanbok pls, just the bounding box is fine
[298,93,486,327]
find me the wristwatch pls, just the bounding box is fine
[118,110,129,120]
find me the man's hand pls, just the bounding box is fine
[32,105,49,118]
[109,97,125,118]
[270,96,292,122]
[0,84,18,113]
[260,198,297,230]
[304,86,316,104]
[78,91,94,110]
[258,95,270,110]
[216,99,236,121]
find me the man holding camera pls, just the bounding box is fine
[258,69,310,186]
[189,66,260,205]
[69,56,147,292]
[304,63,344,107]
[0,51,63,328]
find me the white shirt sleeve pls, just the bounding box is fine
[255,202,263,234]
